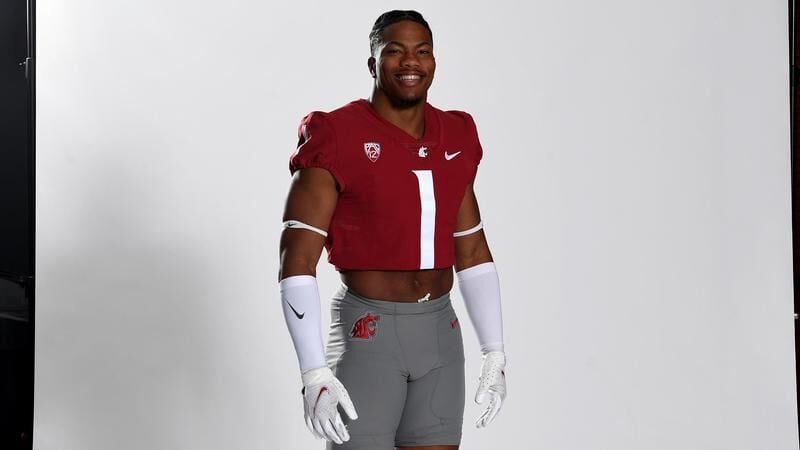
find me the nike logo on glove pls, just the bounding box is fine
[287,301,305,319]
[313,386,328,415]
[445,151,462,160]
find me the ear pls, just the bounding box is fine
[367,57,376,78]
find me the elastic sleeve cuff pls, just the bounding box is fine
[456,261,497,281]
[279,275,317,290]
[301,366,333,384]
[481,342,505,353]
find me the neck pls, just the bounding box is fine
[368,88,427,140]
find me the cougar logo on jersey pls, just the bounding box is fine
[350,312,381,339]
[364,142,381,162]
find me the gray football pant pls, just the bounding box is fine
[325,285,465,449]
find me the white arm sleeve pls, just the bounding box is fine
[280,275,327,373]
[456,262,504,353]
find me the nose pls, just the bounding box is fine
[400,51,420,68]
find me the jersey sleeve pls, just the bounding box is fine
[289,111,345,188]
[454,111,484,180]
[466,113,484,167]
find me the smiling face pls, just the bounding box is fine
[368,20,435,108]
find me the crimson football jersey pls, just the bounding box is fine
[289,99,482,271]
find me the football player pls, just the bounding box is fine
[279,10,507,450]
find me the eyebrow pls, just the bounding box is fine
[384,40,432,48]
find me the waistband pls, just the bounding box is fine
[333,284,452,315]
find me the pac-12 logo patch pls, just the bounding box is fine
[350,312,381,339]
[364,142,381,162]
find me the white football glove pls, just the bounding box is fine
[475,351,507,428]
[301,367,358,444]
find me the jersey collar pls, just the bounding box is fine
[354,98,441,145]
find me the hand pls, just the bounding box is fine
[301,367,358,444]
[474,351,506,428]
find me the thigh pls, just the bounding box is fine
[394,310,465,447]
[326,300,407,449]
[331,350,407,437]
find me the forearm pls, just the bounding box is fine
[279,229,325,280]
[279,251,319,280]
[454,230,493,271]
[280,274,327,373]
[279,232,329,373]
[456,259,504,353]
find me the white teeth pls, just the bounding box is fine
[399,75,421,80]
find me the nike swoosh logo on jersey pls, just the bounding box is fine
[445,151,462,160]
[286,301,305,319]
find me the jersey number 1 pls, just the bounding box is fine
[412,170,436,270]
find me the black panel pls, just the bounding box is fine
[0,0,33,276]
[0,0,34,447]
[0,279,31,449]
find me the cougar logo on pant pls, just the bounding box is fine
[350,312,380,339]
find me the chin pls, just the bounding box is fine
[390,91,426,108]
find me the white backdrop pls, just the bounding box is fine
[34,0,798,449]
